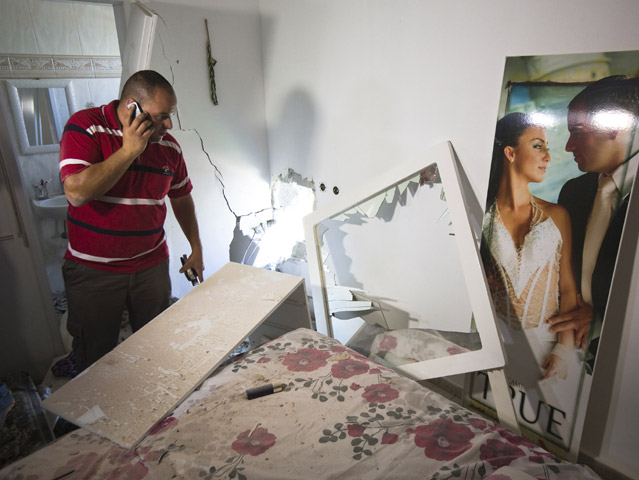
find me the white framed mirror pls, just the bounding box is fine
[303,141,507,381]
[4,79,77,155]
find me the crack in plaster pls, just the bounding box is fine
[192,128,236,218]
[155,29,315,270]
[157,30,236,220]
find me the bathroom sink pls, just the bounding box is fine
[32,194,69,220]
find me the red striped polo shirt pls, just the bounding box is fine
[59,100,192,273]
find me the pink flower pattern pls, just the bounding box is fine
[6,333,569,479]
[347,424,366,437]
[446,345,468,356]
[468,417,488,430]
[283,348,331,372]
[148,416,177,436]
[496,426,537,448]
[381,432,398,444]
[361,383,400,404]
[379,334,398,351]
[331,359,370,379]
[231,427,277,456]
[411,419,474,461]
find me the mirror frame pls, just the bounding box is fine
[303,141,507,380]
[4,79,77,155]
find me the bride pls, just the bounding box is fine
[482,112,578,382]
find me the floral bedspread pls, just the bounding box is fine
[1,328,599,480]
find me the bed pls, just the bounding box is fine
[0,328,599,480]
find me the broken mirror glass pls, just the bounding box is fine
[315,162,482,369]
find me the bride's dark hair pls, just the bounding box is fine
[482,112,537,269]
[486,112,537,205]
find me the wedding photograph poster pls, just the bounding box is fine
[468,51,639,458]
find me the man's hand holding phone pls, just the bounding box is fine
[127,100,143,119]
[122,100,152,157]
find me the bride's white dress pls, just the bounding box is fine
[483,198,561,377]
[482,199,582,448]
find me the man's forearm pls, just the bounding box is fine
[171,194,204,280]
[62,106,152,207]
[63,147,138,207]
[170,194,202,250]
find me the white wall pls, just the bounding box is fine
[142,0,272,298]
[260,0,639,201]
[0,0,119,56]
[258,0,639,476]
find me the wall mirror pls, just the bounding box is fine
[4,79,77,155]
[304,141,507,381]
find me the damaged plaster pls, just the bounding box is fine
[230,169,315,272]
[147,20,264,300]
[151,8,313,299]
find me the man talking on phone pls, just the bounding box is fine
[59,70,204,372]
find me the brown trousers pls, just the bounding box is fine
[62,259,171,372]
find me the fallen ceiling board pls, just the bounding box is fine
[42,262,308,448]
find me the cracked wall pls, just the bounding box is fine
[230,169,315,274]
[145,1,318,300]
[146,0,272,298]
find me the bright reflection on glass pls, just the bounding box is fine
[317,162,481,367]
[529,111,559,128]
[592,109,635,131]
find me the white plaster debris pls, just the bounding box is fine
[157,367,180,377]
[118,351,146,364]
[77,405,106,425]
[170,316,217,351]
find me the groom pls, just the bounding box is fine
[548,75,639,369]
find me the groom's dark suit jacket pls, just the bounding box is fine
[558,173,629,363]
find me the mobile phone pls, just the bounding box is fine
[180,254,199,286]
[126,100,143,118]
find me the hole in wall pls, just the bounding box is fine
[229,169,315,274]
